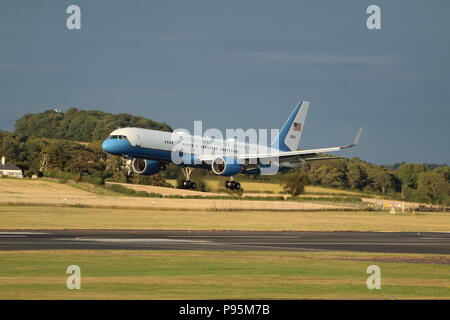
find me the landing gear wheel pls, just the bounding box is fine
[225,179,240,191]
[181,179,196,190]
[180,167,196,190]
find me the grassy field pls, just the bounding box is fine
[0,178,365,211]
[1,205,449,231]
[166,178,364,195]
[203,178,285,193]
[1,249,449,299]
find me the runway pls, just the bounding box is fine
[1,230,450,254]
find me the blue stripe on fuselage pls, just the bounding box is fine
[102,138,207,168]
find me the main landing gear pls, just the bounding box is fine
[225,177,241,190]
[181,167,196,190]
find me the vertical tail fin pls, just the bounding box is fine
[271,100,309,151]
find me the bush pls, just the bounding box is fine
[281,172,310,196]
[107,183,163,198]
[109,184,135,195]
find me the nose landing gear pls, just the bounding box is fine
[180,167,197,190]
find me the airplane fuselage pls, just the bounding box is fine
[100,101,362,189]
[102,127,288,172]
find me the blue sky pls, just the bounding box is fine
[1,0,449,165]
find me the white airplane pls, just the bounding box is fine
[102,100,363,190]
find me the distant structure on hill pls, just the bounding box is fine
[0,156,23,178]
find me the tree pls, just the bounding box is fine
[397,163,428,189]
[14,108,172,142]
[368,167,401,194]
[347,162,369,190]
[131,173,166,187]
[433,166,450,184]
[314,163,348,188]
[417,171,449,204]
[281,172,310,196]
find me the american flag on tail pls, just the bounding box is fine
[293,122,302,132]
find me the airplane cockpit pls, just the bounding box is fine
[108,135,129,141]
[102,134,132,155]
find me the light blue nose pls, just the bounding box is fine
[102,139,130,155]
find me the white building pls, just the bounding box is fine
[0,157,23,178]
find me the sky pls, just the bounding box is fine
[0,0,449,165]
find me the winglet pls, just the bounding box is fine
[342,127,364,149]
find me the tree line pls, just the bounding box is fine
[15,108,172,142]
[288,158,449,205]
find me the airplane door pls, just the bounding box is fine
[136,134,141,147]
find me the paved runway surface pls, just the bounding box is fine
[1,230,450,254]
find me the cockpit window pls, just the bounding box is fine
[109,135,128,140]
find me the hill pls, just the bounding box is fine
[14,108,172,142]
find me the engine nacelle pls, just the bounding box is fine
[211,157,242,176]
[131,158,162,176]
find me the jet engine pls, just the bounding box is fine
[131,158,163,176]
[211,157,242,176]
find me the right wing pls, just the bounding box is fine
[235,127,364,163]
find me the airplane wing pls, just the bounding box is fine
[238,127,364,163]
[198,128,363,164]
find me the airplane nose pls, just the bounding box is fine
[102,139,129,155]
[102,139,109,152]
[101,139,114,153]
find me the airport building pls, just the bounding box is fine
[0,156,23,178]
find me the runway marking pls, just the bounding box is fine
[0,232,48,235]
[0,235,26,238]
[167,235,300,239]
[76,238,212,244]
[234,242,450,246]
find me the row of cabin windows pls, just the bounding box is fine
[180,143,243,153]
[164,139,251,152]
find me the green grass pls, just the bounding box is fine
[0,250,449,299]
[66,182,128,197]
[166,178,368,196]
[1,205,450,231]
